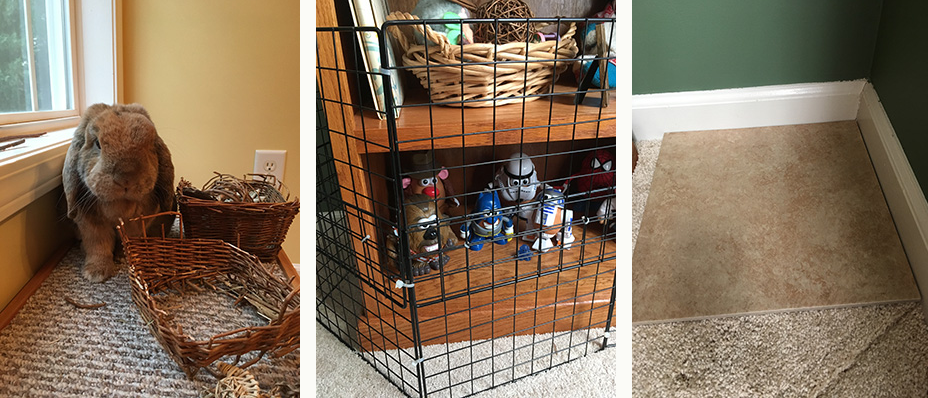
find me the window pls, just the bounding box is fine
[0,0,78,136]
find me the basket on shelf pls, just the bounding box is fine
[118,212,300,378]
[385,11,578,107]
[176,173,299,262]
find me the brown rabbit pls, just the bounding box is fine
[62,103,176,282]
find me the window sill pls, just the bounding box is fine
[0,129,74,223]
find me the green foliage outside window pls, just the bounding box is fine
[0,0,30,113]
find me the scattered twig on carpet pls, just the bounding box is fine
[64,296,106,309]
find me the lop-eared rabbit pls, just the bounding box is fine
[63,103,176,282]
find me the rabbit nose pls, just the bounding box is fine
[113,176,130,190]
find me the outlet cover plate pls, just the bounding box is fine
[254,149,286,182]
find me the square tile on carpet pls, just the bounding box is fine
[633,121,919,324]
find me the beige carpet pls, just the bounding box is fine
[633,138,928,396]
[316,322,616,397]
[633,121,919,324]
[0,243,299,397]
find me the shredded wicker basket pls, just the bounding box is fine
[119,212,300,378]
[385,11,578,107]
[177,174,299,262]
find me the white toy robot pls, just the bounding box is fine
[492,153,540,220]
[524,186,575,252]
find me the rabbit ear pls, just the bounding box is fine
[153,136,176,212]
[64,104,112,218]
[62,153,80,219]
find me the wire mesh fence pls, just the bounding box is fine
[317,16,616,397]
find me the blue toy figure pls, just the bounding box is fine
[459,190,514,251]
[517,244,533,261]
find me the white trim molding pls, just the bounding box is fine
[857,82,928,318]
[632,80,867,141]
[0,129,73,222]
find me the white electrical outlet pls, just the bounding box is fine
[254,150,286,182]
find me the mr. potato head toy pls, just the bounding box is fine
[403,151,460,211]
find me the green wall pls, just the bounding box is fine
[870,1,928,197]
[633,0,883,94]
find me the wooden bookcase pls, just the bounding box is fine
[318,0,616,351]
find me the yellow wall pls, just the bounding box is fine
[0,188,73,311]
[122,1,300,262]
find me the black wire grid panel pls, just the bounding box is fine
[317,17,617,398]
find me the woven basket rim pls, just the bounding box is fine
[178,194,301,208]
[176,177,300,206]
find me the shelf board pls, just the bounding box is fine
[357,221,616,350]
[353,84,616,154]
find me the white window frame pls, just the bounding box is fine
[0,0,120,223]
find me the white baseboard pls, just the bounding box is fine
[857,83,928,318]
[632,80,867,141]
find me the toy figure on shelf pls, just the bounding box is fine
[492,152,540,220]
[387,194,458,276]
[517,244,533,261]
[411,0,474,45]
[574,1,616,89]
[459,189,514,251]
[564,149,615,214]
[403,151,459,211]
[524,186,575,253]
[597,196,616,237]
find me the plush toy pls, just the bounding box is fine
[459,189,514,251]
[523,186,575,252]
[563,149,615,213]
[491,152,540,219]
[412,0,474,45]
[403,151,459,211]
[387,194,458,276]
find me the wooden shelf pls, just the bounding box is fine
[353,84,616,154]
[359,221,616,350]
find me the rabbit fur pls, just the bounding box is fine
[63,103,176,282]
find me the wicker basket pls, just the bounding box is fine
[177,175,299,262]
[118,212,300,378]
[385,12,578,107]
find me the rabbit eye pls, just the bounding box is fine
[93,139,101,150]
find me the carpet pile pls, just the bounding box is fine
[0,245,299,397]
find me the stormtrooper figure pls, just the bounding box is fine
[492,153,540,220]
